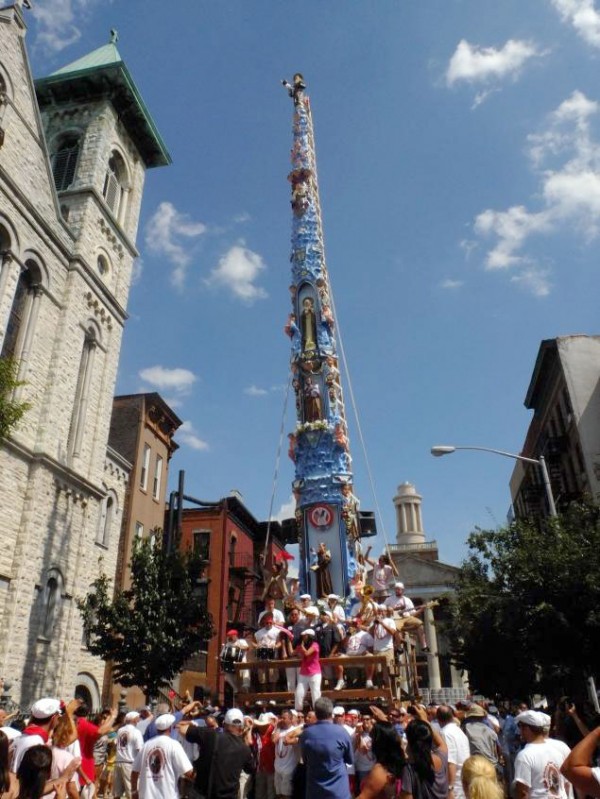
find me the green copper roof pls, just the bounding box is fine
[50,41,123,76]
[35,35,171,169]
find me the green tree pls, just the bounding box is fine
[0,357,31,440]
[447,502,600,699]
[78,533,215,699]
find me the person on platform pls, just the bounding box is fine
[130,714,192,799]
[370,607,397,690]
[365,554,397,600]
[327,595,346,625]
[298,595,320,625]
[222,629,251,694]
[384,583,429,651]
[313,609,342,690]
[295,629,322,711]
[334,619,375,691]
[252,614,284,692]
[258,598,286,626]
[300,698,353,799]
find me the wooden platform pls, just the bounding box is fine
[233,654,396,708]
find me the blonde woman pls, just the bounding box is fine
[461,756,503,799]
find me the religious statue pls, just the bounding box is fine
[300,296,317,354]
[285,313,301,357]
[334,422,349,451]
[303,376,322,422]
[314,541,333,598]
[260,553,289,601]
[287,433,297,462]
[341,483,360,540]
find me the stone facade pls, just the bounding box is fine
[0,5,168,706]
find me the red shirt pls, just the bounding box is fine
[77,717,100,781]
[258,725,276,774]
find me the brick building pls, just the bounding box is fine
[177,496,286,702]
[0,7,169,706]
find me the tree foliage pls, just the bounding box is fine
[447,501,600,699]
[0,357,31,440]
[78,534,215,698]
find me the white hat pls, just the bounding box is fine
[31,698,61,719]
[319,609,332,618]
[303,606,319,616]
[347,709,360,716]
[516,710,551,729]
[327,594,339,600]
[299,594,312,600]
[125,711,140,722]
[224,708,244,726]
[333,706,345,715]
[255,712,277,726]
[155,713,176,731]
[302,628,316,636]
[395,582,404,589]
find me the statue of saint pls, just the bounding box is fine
[300,296,317,353]
[314,542,333,598]
[303,377,322,422]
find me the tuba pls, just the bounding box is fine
[358,585,376,623]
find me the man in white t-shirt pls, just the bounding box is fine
[437,705,470,799]
[384,583,428,651]
[258,597,285,626]
[334,620,375,689]
[272,710,302,799]
[115,711,144,799]
[252,615,283,690]
[131,714,193,799]
[513,710,570,799]
[370,607,396,689]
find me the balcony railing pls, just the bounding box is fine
[387,541,438,553]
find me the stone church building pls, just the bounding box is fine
[0,3,169,706]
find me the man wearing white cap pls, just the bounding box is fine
[298,595,319,623]
[179,708,254,799]
[272,710,301,799]
[384,582,429,651]
[369,606,397,690]
[12,698,80,798]
[514,710,570,799]
[326,595,346,625]
[131,714,193,799]
[114,712,144,799]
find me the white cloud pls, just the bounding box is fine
[460,239,478,259]
[446,39,542,86]
[440,279,464,289]
[550,0,600,47]
[31,0,102,53]
[207,244,268,303]
[511,268,552,297]
[178,421,209,451]
[474,90,600,293]
[145,202,206,289]
[139,365,197,394]
[271,495,296,522]
[244,385,268,397]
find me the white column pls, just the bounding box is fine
[424,606,441,690]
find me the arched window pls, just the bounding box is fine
[41,569,63,639]
[1,259,41,361]
[68,323,99,461]
[51,133,80,192]
[97,490,117,547]
[102,151,127,219]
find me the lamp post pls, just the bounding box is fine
[430,445,558,518]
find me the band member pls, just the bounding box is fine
[220,629,250,693]
[251,614,283,691]
[365,551,398,599]
[384,582,429,651]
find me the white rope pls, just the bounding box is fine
[263,375,292,556]
[327,283,393,554]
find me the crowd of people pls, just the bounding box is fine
[221,576,430,709]
[2,692,599,799]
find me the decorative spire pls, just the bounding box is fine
[283,75,360,598]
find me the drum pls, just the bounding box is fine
[257,647,276,661]
[220,644,244,673]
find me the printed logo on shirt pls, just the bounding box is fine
[117,732,129,751]
[148,747,165,781]
[543,762,562,798]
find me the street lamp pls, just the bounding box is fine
[430,444,558,518]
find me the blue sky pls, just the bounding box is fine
[26,0,600,566]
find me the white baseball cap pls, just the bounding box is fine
[516,710,551,729]
[155,713,176,731]
[125,711,140,722]
[333,706,345,716]
[224,708,245,725]
[31,698,61,719]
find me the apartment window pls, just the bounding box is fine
[153,455,163,501]
[135,521,144,539]
[140,444,151,490]
[193,530,210,561]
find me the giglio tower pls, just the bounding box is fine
[283,74,362,598]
